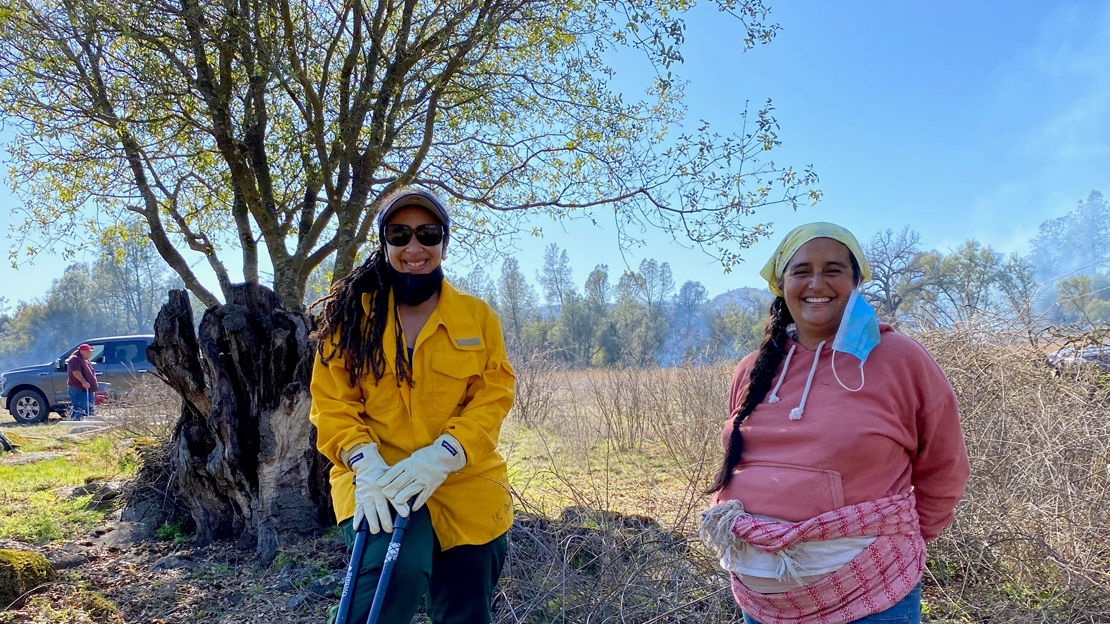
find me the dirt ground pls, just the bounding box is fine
[1,531,349,623]
[0,408,352,623]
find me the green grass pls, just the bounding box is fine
[0,432,139,544]
[2,424,81,452]
[155,519,191,545]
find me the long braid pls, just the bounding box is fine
[706,296,794,494]
[310,247,413,387]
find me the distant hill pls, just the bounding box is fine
[709,287,773,313]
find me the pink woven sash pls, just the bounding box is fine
[727,492,926,624]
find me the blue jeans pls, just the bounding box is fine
[68,386,92,420]
[743,582,922,624]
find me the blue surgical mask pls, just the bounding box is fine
[831,290,881,392]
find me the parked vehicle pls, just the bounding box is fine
[0,335,154,424]
[1048,345,1110,370]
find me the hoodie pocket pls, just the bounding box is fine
[728,461,845,521]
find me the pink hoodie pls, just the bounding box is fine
[714,324,970,542]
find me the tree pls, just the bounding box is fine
[303,258,337,308]
[1029,191,1110,280]
[497,257,537,351]
[996,253,1039,328]
[537,244,574,310]
[915,241,1003,324]
[549,292,595,365]
[614,259,674,366]
[584,265,618,365]
[861,227,924,323]
[705,289,768,359]
[0,0,809,308]
[0,0,813,556]
[1056,273,1110,328]
[449,265,499,310]
[0,264,118,371]
[584,265,613,317]
[673,280,709,359]
[94,221,174,334]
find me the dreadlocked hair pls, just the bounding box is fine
[310,247,413,388]
[706,251,863,494]
[706,296,793,494]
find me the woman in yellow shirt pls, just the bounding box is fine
[310,187,515,624]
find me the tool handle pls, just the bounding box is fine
[365,498,416,624]
[335,518,370,624]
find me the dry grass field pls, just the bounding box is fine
[0,327,1107,622]
[498,326,1110,623]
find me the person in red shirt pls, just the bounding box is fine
[66,344,98,420]
[702,223,970,624]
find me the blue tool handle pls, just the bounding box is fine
[335,518,370,624]
[365,498,417,624]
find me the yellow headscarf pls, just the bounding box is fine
[759,222,871,297]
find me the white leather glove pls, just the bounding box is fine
[345,443,394,534]
[377,434,466,514]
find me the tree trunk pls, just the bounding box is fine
[146,286,332,561]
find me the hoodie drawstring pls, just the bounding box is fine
[789,341,825,420]
[766,345,796,404]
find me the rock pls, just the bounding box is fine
[66,424,104,435]
[44,543,89,571]
[272,577,295,592]
[306,572,343,596]
[0,549,56,607]
[0,450,64,466]
[226,592,245,607]
[49,554,89,571]
[150,555,194,572]
[119,499,168,528]
[86,483,123,511]
[285,595,307,610]
[88,522,154,547]
[117,552,146,566]
[70,483,103,498]
[277,562,296,577]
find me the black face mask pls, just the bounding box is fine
[387,264,444,306]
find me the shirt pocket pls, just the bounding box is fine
[428,350,483,414]
[730,460,845,520]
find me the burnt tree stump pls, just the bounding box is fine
[147,286,332,560]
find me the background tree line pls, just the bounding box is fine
[457,189,1110,366]
[861,190,1110,332]
[0,221,176,372]
[3,190,1107,373]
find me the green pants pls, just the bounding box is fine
[329,506,508,624]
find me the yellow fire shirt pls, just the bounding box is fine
[310,281,515,549]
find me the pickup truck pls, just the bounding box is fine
[0,335,154,424]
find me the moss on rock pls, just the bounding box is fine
[0,549,55,606]
[78,590,122,623]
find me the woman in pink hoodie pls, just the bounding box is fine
[701,223,970,624]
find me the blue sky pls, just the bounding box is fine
[504,0,1110,299]
[2,0,1109,305]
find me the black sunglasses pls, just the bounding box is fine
[383,223,445,247]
